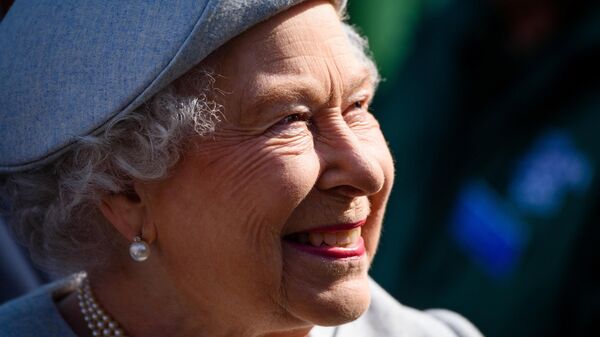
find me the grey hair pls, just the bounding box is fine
[0,22,379,276]
[1,69,223,276]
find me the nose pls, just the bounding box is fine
[315,119,385,197]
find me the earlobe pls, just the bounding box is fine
[99,193,147,242]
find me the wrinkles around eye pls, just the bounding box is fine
[265,118,312,139]
[262,121,314,154]
[344,109,377,131]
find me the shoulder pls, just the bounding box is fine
[335,279,483,337]
[0,277,78,337]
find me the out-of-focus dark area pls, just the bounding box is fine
[348,0,600,336]
[1,1,598,336]
[0,0,14,20]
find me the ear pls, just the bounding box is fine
[99,188,156,244]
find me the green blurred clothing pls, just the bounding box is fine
[370,1,600,337]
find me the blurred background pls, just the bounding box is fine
[2,1,599,336]
[347,0,600,336]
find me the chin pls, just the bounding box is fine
[285,273,372,327]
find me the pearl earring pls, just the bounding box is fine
[129,235,150,262]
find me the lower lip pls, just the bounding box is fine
[284,237,366,259]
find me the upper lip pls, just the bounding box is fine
[285,219,366,236]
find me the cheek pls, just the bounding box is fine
[212,134,319,223]
[148,134,321,306]
[367,135,395,259]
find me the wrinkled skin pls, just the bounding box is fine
[80,1,395,337]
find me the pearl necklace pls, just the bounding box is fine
[77,276,128,337]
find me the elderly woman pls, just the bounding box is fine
[0,1,482,336]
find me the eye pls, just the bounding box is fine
[344,100,369,116]
[347,100,369,113]
[343,99,372,128]
[267,112,312,138]
[278,113,310,126]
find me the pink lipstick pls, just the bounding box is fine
[283,220,366,259]
[285,237,365,259]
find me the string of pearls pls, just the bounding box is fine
[77,277,128,337]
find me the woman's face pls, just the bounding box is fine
[138,0,394,334]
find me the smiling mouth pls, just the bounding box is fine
[283,220,366,258]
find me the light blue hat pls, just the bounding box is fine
[0,0,344,173]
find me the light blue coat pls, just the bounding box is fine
[0,276,483,337]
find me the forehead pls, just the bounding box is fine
[244,2,349,61]
[240,2,365,76]
[204,1,371,115]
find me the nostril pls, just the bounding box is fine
[334,186,368,198]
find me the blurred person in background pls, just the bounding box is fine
[349,0,600,336]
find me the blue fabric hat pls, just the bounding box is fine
[0,0,344,173]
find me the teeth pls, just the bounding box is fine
[337,232,352,245]
[349,228,360,243]
[306,227,361,248]
[309,232,323,247]
[323,233,337,246]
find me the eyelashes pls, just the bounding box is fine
[266,112,311,138]
[277,112,311,126]
[276,101,367,125]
